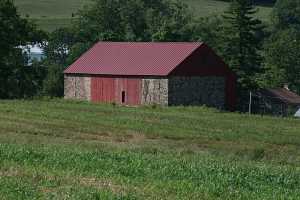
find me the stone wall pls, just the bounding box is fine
[64,75,91,101]
[141,78,168,106]
[168,76,225,108]
[63,75,226,108]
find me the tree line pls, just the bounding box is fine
[0,0,299,110]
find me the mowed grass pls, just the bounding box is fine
[186,0,273,21]
[14,0,90,32]
[14,0,273,32]
[0,99,300,199]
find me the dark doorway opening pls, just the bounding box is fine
[122,91,126,103]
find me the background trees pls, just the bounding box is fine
[42,28,75,97]
[68,0,192,44]
[272,0,300,30]
[262,0,300,93]
[0,0,45,98]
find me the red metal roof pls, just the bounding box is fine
[64,42,204,76]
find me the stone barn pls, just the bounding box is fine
[64,42,236,110]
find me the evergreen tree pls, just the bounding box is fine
[221,0,264,109]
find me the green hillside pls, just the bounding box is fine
[14,0,273,32]
[14,0,89,31]
[0,99,299,199]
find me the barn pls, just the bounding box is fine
[64,42,236,110]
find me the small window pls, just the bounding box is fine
[122,91,126,103]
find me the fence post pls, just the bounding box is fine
[249,91,252,115]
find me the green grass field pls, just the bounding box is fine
[14,0,273,32]
[14,0,88,32]
[0,99,299,199]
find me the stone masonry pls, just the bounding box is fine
[168,76,225,108]
[64,75,91,101]
[140,76,225,107]
[64,75,226,108]
[141,78,168,106]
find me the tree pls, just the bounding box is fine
[42,28,75,97]
[262,0,300,94]
[146,0,193,41]
[74,0,128,42]
[272,0,300,30]
[262,29,300,93]
[220,0,264,109]
[192,16,224,53]
[73,0,192,43]
[0,0,45,98]
[42,63,65,97]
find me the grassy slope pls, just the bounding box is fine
[14,0,90,32]
[0,99,299,199]
[14,0,273,32]
[186,0,273,21]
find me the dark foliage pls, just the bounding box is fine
[219,0,265,110]
[262,0,300,94]
[0,0,46,99]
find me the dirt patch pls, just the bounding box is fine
[80,177,124,194]
[0,167,24,177]
[78,132,112,141]
[0,166,126,195]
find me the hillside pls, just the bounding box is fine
[14,0,273,32]
[0,99,299,199]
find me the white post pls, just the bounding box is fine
[249,91,252,115]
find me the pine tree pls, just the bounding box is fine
[221,0,264,93]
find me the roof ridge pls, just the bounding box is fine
[96,41,203,44]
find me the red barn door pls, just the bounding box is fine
[91,77,141,105]
[115,78,141,105]
[91,77,115,103]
